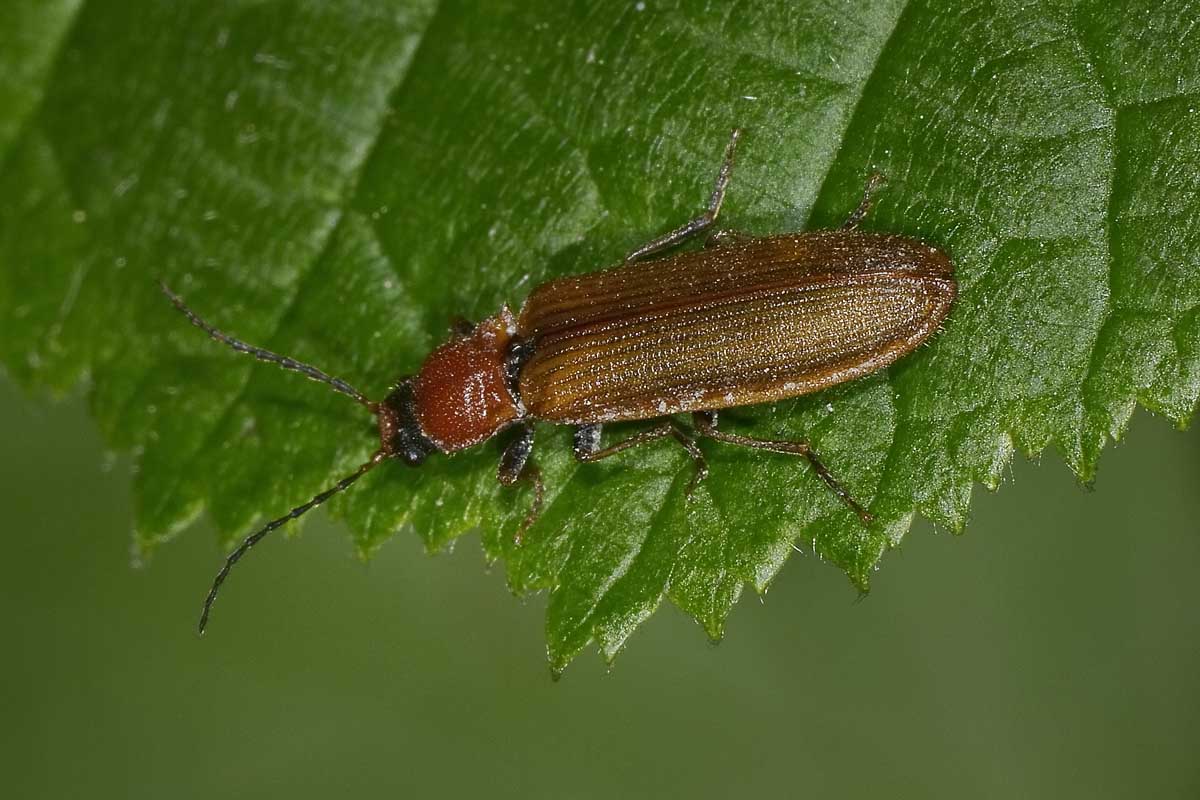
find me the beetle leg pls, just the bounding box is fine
[703,228,753,249]
[498,423,544,543]
[624,128,741,263]
[840,172,888,231]
[572,424,603,459]
[574,422,709,495]
[449,315,476,337]
[692,411,873,524]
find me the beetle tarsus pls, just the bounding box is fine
[624,127,742,263]
[841,172,888,231]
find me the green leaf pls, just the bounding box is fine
[2,0,1198,672]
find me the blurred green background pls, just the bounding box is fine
[2,374,1198,799]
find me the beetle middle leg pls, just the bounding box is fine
[840,172,887,231]
[692,412,873,524]
[573,422,709,495]
[498,422,544,543]
[625,128,742,263]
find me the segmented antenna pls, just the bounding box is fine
[160,283,388,632]
[160,282,372,408]
[198,453,385,634]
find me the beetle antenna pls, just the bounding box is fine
[198,452,386,634]
[161,282,373,408]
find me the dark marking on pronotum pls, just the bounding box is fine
[165,127,956,633]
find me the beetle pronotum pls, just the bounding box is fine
[165,128,956,632]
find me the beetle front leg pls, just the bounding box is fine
[573,422,709,495]
[625,128,741,263]
[692,411,872,524]
[498,422,543,543]
[840,172,887,231]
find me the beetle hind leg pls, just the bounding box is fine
[692,412,872,524]
[625,128,741,263]
[573,423,709,495]
[498,423,544,543]
[840,172,887,231]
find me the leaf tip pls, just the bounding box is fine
[547,654,567,681]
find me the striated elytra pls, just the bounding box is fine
[163,128,956,633]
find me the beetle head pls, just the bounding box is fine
[376,379,438,466]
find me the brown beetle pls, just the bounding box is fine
[164,129,956,632]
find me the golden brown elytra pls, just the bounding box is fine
[163,128,956,633]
